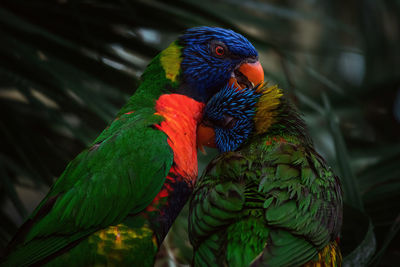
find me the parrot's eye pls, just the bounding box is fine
[210,41,228,58]
[215,46,225,56]
[202,114,236,129]
[221,115,237,129]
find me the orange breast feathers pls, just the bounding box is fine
[154,94,205,182]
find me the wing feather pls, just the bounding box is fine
[190,141,342,267]
[3,109,174,266]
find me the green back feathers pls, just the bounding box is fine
[2,99,174,267]
[118,41,183,115]
[191,137,342,266]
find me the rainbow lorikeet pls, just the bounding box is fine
[191,83,343,266]
[1,27,264,267]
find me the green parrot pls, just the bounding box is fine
[1,27,264,266]
[191,83,343,266]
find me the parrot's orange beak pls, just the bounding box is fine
[229,60,264,91]
[197,60,264,153]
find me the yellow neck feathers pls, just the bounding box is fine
[160,41,182,83]
[254,83,283,134]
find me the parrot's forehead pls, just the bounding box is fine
[180,26,258,58]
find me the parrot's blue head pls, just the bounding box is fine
[178,27,264,102]
[197,83,261,152]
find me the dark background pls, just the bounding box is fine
[0,0,399,266]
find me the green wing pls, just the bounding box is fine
[252,142,342,266]
[189,152,249,266]
[190,141,342,267]
[3,108,173,266]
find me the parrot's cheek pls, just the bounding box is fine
[197,124,216,154]
[229,60,264,90]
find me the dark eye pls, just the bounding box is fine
[222,115,237,129]
[215,45,225,56]
[202,115,237,129]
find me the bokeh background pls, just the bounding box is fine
[1,0,399,266]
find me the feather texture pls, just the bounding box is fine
[2,26,261,266]
[190,83,343,266]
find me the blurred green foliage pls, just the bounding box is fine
[0,0,399,266]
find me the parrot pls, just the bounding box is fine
[1,27,264,267]
[191,83,343,266]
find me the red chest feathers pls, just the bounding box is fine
[154,94,204,183]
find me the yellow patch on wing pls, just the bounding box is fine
[254,83,283,134]
[160,41,182,82]
[89,223,155,263]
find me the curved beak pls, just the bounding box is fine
[229,60,264,90]
[197,123,216,154]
